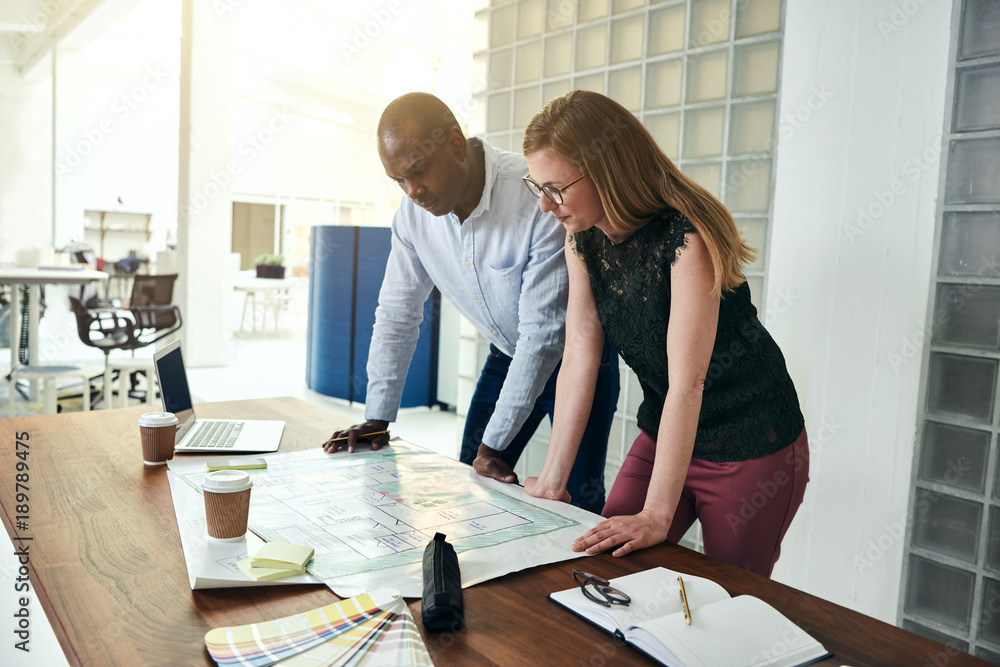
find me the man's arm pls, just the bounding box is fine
[324,209,434,451]
[473,209,568,481]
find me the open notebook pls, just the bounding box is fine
[549,567,830,667]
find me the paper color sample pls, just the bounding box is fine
[204,589,428,666]
[205,593,382,666]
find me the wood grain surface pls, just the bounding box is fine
[0,397,987,666]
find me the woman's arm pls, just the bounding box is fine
[524,233,605,502]
[573,232,720,556]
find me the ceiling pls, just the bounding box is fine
[0,0,144,75]
[0,0,475,129]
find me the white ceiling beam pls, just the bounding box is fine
[15,0,142,77]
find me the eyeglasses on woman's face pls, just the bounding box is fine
[522,173,588,205]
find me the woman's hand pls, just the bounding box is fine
[524,477,572,503]
[572,509,671,557]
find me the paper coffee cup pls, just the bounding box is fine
[202,470,253,540]
[138,412,179,465]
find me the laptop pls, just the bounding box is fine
[153,340,285,453]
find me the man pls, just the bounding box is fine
[324,92,618,513]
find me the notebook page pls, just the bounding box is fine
[549,567,731,633]
[627,595,827,667]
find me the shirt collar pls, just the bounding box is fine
[462,137,498,222]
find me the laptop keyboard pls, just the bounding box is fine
[186,421,244,448]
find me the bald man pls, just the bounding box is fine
[324,92,619,514]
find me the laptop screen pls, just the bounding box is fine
[153,341,195,429]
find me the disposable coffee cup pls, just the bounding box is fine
[202,470,253,541]
[138,412,179,465]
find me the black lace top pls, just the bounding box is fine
[572,208,804,462]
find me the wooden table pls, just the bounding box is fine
[0,397,987,666]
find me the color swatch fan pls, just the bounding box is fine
[204,588,430,666]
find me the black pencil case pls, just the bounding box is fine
[421,532,464,632]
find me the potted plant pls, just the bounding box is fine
[255,253,286,279]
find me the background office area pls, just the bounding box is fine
[0,0,997,661]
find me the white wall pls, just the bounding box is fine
[229,98,388,201]
[78,61,181,243]
[53,47,86,250]
[768,0,952,623]
[0,63,52,264]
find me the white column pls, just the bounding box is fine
[177,0,234,366]
[0,62,53,266]
[768,0,952,623]
[52,46,85,251]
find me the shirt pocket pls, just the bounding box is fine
[487,256,528,289]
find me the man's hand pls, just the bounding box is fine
[472,443,518,484]
[571,509,671,558]
[524,477,571,503]
[322,419,390,453]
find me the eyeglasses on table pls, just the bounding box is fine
[571,569,631,608]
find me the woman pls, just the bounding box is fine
[521,91,808,577]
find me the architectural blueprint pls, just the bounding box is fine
[170,440,600,597]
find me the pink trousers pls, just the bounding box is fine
[602,428,809,577]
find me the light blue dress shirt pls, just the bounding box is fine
[365,139,568,451]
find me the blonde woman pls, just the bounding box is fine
[521,91,808,576]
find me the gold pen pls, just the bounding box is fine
[678,576,692,625]
[325,430,389,443]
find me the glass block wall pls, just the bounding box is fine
[464,0,785,550]
[900,0,1000,659]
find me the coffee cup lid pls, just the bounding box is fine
[138,412,178,427]
[202,470,252,493]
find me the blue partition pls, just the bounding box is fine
[307,226,438,407]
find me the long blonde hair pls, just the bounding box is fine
[523,90,755,295]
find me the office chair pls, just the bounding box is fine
[69,274,182,407]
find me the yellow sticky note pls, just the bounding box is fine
[250,542,314,570]
[205,457,268,472]
[237,558,301,582]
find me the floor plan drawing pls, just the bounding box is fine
[175,441,582,583]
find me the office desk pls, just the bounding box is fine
[0,267,109,373]
[233,273,302,334]
[0,397,986,666]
